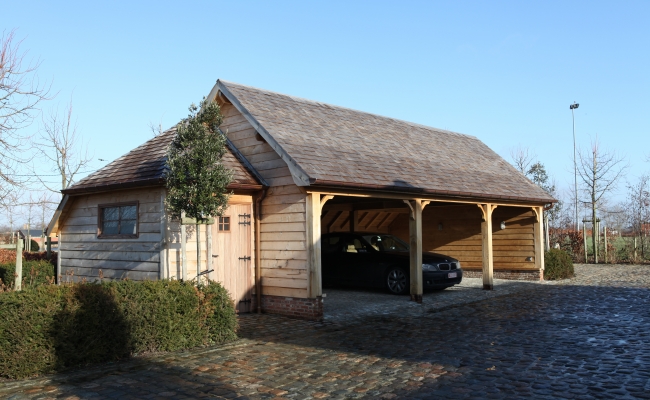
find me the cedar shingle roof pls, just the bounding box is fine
[218,80,555,204]
[62,129,263,195]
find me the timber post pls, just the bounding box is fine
[46,236,51,259]
[479,204,495,290]
[306,192,323,298]
[533,207,544,280]
[15,239,23,291]
[405,199,423,303]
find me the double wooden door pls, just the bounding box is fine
[211,203,253,313]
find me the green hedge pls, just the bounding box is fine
[0,260,55,289]
[545,249,575,280]
[0,280,237,379]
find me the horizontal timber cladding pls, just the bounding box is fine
[389,204,537,271]
[220,100,310,299]
[59,187,165,282]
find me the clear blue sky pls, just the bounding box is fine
[4,0,649,210]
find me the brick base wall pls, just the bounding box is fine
[463,269,543,281]
[259,295,323,321]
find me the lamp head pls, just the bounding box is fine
[570,103,579,110]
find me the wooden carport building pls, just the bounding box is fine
[49,80,555,321]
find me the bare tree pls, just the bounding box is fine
[625,175,650,258]
[36,98,92,192]
[0,30,51,202]
[509,145,536,175]
[577,139,628,262]
[149,114,165,137]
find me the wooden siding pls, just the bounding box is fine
[59,188,164,282]
[389,205,537,271]
[221,102,309,298]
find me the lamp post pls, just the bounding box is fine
[570,102,579,231]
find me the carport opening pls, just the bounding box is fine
[320,196,473,319]
[318,195,540,320]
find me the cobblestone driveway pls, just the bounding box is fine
[2,264,649,399]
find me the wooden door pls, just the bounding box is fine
[212,203,253,313]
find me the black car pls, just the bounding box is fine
[322,232,463,295]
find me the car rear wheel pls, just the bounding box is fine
[386,267,408,295]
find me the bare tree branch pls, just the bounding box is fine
[34,97,92,193]
[509,145,537,175]
[0,30,52,194]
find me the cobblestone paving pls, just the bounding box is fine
[1,264,649,399]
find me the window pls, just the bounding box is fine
[98,202,138,238]
[218,216,231,231]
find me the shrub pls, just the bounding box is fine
[29,239,40,252]
[544,249,575,280]
[0,260,55,289]
[0,280,237,379]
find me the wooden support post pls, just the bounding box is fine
[533,207,544,281]
[306,192,323,298]
[405,199,423,303]
[181,211,187,281]
[15,239,23,291]
[480,204,495,290]
[46,236,51,259]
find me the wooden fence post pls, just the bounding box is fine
[603,227,607,264]
[15,239,23,291]
[583,223,588,263]
[46,236,51,259]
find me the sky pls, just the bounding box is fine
[2,0,649,226]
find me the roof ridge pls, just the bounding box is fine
[218,80,477,140]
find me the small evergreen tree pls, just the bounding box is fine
[165,99,233,221]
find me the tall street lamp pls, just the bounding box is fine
[570,102,579,231]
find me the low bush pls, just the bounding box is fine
[0,260,55,290]
[544,249,575,280]
[0,280,237,379]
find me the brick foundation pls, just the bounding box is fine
[260,295,323,321]
[463,269,543,281]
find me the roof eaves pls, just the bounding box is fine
[310,179,556,206]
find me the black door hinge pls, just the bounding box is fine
[238,256,251,261]
[239,213,251,225]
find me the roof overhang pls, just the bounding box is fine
[308,179,556,207]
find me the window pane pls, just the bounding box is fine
[120,219,137,235]
[121,206,137,220]
[103,220,119,235]
[103,207,119,221]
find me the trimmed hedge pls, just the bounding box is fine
[0,260,55,289]
[0,280,237,379]
[544,249,575,280]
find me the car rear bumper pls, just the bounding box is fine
[423,269,463,288]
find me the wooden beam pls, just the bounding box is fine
[349,210,359,232]
[407,200,423,303]
[480,204,495,290]
[531,206,544,274]
[320,195,334,208]
[310,189,547,209]
[306,192,322,298]
[378,212,399,229]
